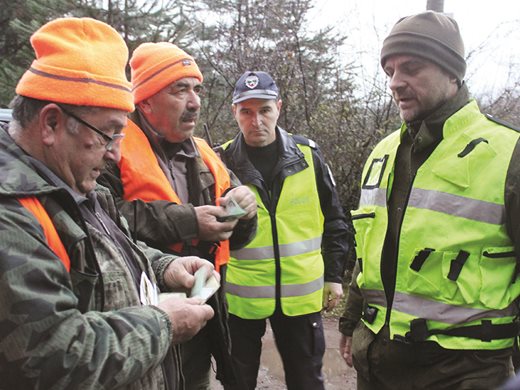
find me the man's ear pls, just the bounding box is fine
[39,104,61,146]
[137,99,152,115]
[275,99,282,120]
[231,103,237,117]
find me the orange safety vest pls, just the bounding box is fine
[18,197,71,272]
[118,119,231,272]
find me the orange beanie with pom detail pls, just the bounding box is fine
[16,17,134,112]
[130,42,203,104]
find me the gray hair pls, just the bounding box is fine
[9,95,93,135]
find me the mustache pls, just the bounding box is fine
[181,111,199,122]
[394,93,415,100]
[393,88,414,101]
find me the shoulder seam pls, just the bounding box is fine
[485,114,520,133]
[293,134,317,149]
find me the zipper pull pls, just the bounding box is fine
[95,211,112,237]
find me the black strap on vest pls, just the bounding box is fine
[448,250,470,281]
[406,318,520,343]
[410,248,435,272]
[362,303,378,324]
[457,138,488,158]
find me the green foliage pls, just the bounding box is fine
[0,0,75,106]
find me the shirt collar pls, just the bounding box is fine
[27,156,88,206]
[136,110,198,160]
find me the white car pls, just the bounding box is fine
[0,108,12,124]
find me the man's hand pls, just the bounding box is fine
[157,296,214,344]
[340,335,353,367]
[194,205,238,241]
[220,186,257,220]
[163,256,219,291]
[322,282,343,312]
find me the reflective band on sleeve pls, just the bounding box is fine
[408,188,505,225]
[231,237,322,260]
[362,289,518,325]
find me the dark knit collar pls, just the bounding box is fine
[406,83,470,153]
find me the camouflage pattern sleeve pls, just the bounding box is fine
[137,240,177,291]
[0,199,172,389]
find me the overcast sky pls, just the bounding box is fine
[308,0,520,97]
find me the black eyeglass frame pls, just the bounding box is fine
[57,104,124,151]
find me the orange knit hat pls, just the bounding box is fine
[130,42,203,104]
[16,17,134,112]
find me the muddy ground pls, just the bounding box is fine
[210,316,357,389]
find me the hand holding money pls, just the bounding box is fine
[217,195,247,222]
[190,267,220,302]
[219,186,257,221]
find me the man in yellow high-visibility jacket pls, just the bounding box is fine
[339,11,520,389]
[218,71,351,390]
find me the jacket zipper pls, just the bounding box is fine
[95,211,112,237]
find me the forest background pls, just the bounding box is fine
[2,0,519,279]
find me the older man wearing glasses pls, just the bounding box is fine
[58,104,126,151]
[0,17,214,390]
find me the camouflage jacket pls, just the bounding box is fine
[0,127,180,389]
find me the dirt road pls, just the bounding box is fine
[211,317,357,389]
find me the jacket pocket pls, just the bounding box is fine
[351,208,377,288]
[103,270,132,310]
[70,267,98,312]
[350,208,376,260]
[480,246,518,308]
[406,249,469,303]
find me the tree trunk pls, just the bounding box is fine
[426,0,444,12]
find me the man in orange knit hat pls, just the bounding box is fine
[99,42,257,389]
[0,18,215,389]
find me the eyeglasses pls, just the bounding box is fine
[57,105,124,151]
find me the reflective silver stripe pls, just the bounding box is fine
[281,276,324,297]
[231,237,322,260]
[359,188,387,207]
[225,283,275,298]
[362,288,388,307]
[226,277,323,299]
[362,289,518,324]
[408,188,505,225]
[359,187,505,224]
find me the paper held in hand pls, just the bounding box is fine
[217,196,247,222]
[158,267,220,304]
[190,267,220,302]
